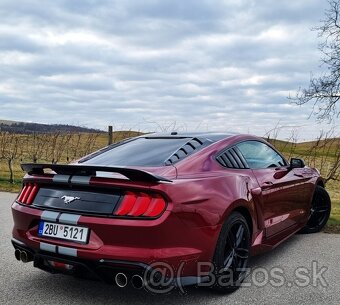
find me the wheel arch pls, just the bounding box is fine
[233,206,253,237]
[316,178,325,188]
[221,200,256,240]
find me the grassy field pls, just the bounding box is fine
[0,132,339,232]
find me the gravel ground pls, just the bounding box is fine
[1,192,339,305]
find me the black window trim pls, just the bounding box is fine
[215,145,250,169]
[235,139,288,170]
[215,139,288,170]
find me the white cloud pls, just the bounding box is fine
[0,0,337,140]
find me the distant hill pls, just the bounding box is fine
[0,119,16,125]
[0,120,105,134]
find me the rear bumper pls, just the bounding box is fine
[12,238,209,288]
[11,201,221,278]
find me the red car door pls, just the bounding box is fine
[236,141,310,238]
[251,167,310,237]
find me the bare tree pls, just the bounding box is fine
[52,132,72,164]
[325,143,340,182]
[81,133,100,156]
[304,129,340,183]
[25,132,49,163]
[0,132,23,183]
[44,132,73,164]
[291,0,340,120]
[55,133,101,163]
[69,133,83,160]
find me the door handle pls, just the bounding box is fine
[263,181,273,186]
[294,173,304,178]
[261,181,273,190]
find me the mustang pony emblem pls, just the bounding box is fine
[61,196,80,204]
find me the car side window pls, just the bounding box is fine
[236,141,287,169]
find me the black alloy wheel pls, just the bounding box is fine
[212,212,250,293]
[300,185,331,234]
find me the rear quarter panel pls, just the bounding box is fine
[158,169,259,240]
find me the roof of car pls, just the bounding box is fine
[79,131,245,167]
[141,131,239,142]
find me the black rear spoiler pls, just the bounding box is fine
[21,163,172,183]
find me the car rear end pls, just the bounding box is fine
[12,169,176,285]
[11,134,232,288]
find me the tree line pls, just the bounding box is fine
[0,130,142,183]
[0,129,339,186]
[0,132,101,183]
[0,122,104,134]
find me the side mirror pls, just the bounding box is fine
[290,158,305,169]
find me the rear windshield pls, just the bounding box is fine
[81,137,193,167]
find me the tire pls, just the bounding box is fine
[300,186,331,234]
[211,212,250,293]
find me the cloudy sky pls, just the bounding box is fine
[0,0,338,140]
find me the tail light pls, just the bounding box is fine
[17,183,39,205]
[114,191,167,218]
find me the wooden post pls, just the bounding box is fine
[108,125,113,145]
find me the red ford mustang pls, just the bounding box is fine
[11,132,331,292]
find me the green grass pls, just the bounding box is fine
[324,199,340,234]
[327,199,340,225]
[0,176,22,193]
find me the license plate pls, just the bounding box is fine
[38,221,89,244]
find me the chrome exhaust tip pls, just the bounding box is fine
[20,251,29,263]
[131,275,144,289]
[115,273,128,288]
[14,249,21,261]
